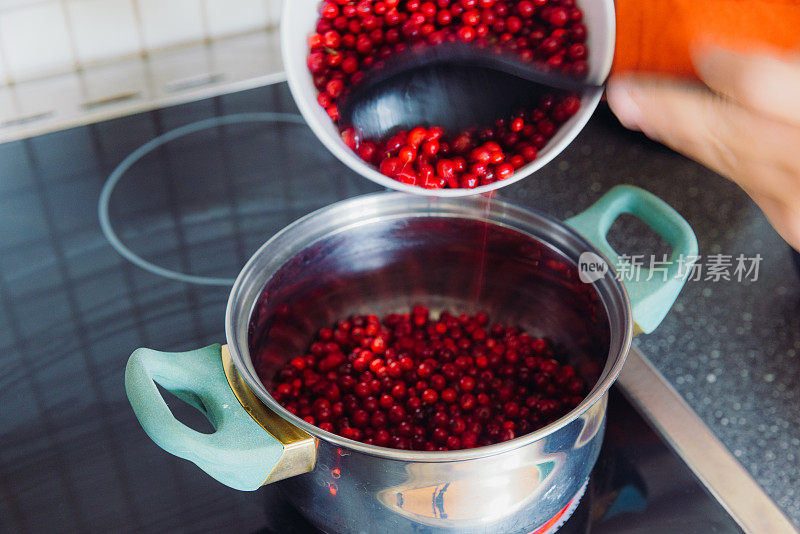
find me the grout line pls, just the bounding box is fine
[7,84,23,118]
[130,0,148,57]
[60,0,91,107]
[0,25,14,86]
[198,0,211,43]
[264,0,278,27]
[58,0,80,70]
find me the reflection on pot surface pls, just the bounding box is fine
[278,397,604,534]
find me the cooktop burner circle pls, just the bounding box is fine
[98,112,376,286]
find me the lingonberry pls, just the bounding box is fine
[459,375,476,391]
[422,388,439,404]
[407,395,423,410]
[388,404,407,423]
[441,387,458,403]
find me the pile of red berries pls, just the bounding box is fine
[307,0,589,189]
[269,307,587,451]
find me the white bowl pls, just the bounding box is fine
[282,1,615,197]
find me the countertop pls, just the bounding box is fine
[0,82,797,532]
[505,108,800,526]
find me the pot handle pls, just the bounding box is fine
[125,344,285,491]
[566,185,698,334]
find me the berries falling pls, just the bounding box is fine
[268,307,587,451]
[308,0,589,189]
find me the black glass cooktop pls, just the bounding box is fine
[0,83,743,533]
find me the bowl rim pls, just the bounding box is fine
[281,0,616,197]
[225,192,634,462]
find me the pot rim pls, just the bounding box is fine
[225,192,633,462]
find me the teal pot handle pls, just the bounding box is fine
[125,344,290,491]
[566,185,698,334]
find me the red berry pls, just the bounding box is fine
[495,163,515,180]
[407,127,429,148]
[457,25,476,42]
[326,79,344,98]
[460,393,476,410]
[321,2,339,20]
[567,43,587,61]
[398,145,417,163]
[417,362,433,378]
[458,376,475,391]
[422,388,439,404]
[422,139,440,157]
[517,1,534,18]
[543,7,568,27]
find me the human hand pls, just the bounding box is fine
[606,46,800,251]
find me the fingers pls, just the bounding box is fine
[693,46,800,126]
[606,76,800,239]
[606,77,760,178]
[607,47,800,252]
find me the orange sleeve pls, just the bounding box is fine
[613,0,800,77]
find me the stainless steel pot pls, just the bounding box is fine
[126,186,697,534]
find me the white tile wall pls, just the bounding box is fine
[137,0,204,49]
[0,84,17,120]
[13,69,82,116]
[0,0,282,85]
[0,31,286,140]
[203,0,267,38]
[0,2,74,81]
[0,0,44,11]
[265,0,283,23]
[66,0,140,64]
[0,48,8,85]
[79,58,147,103]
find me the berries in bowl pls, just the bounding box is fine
[283,0,615,195]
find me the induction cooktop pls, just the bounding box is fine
[0,81,792,534]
